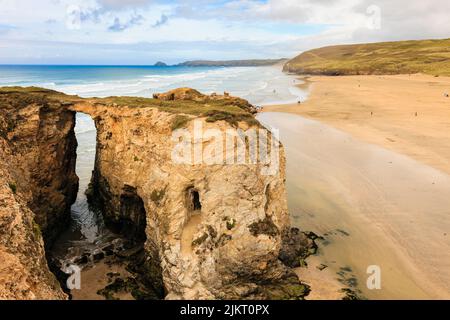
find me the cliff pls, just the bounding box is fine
[0,87,310,300]
[284,38,450,76]
[0,87,78,299]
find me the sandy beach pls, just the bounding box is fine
[258,74,450,299]
[265,74,450,175]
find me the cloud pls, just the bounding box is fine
[45,19,57,24]
[152,14,169,28]
[108,14,144,32]
[97,0,153,10]
[1,0,450,64]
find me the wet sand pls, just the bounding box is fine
[294,255,347,300]
[257,112,450,299]
[71,260,133,300]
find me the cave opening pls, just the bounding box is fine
[181,187,203,256]
[118,185,147,243]
[187,187,202,212]
[117,185,165,299]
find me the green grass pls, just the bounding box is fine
[171,115,191,130]
[0,87,259,128]
[283,38,450,76]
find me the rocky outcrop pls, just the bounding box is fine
[0,87,309,300]
[0,87,77,299]
[0,163,66,299]
[71,91,304,299]
[0,88,79,244]
[279,228,319,268]
[153,88,257,115]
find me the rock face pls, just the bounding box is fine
[0,164,67,299]
[0,88,79,243]
[72,92,302,299]
[0,87,308,300]
[0,88,77,299]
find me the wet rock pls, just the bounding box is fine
[316,264,328,271]
[341,288,365,300]
[93,250,105,262]
[100,243,117,256]
[116,245,144,259]
[279,227,319,268]
[74,254,89,265]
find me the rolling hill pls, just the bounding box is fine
[283,38,450,76]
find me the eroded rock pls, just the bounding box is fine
[0,88,76,299]
[279,227,319,268]
[0,87,311,300]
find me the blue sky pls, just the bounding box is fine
[0,0,449,64]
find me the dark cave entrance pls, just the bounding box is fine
[116,185,165,299]
[187,187,202,212]
[180,187,203,256]
[118,185,147,243]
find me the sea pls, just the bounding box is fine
[0,65,304,105]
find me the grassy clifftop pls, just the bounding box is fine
[283,38,450,76]
[0,87,259,128]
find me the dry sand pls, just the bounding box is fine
[264,74,450,175]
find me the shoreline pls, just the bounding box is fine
[263,73,450,175]
[259,73,450,299]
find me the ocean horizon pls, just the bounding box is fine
[0,65,306,106]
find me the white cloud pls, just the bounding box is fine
[0,0,449,63]
[97,0,153,9]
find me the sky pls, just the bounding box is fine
[0,0,449,64]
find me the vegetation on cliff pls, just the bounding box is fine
[283,38,450,76]
[0,86,258,128]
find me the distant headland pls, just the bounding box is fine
[153,58,288,67]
